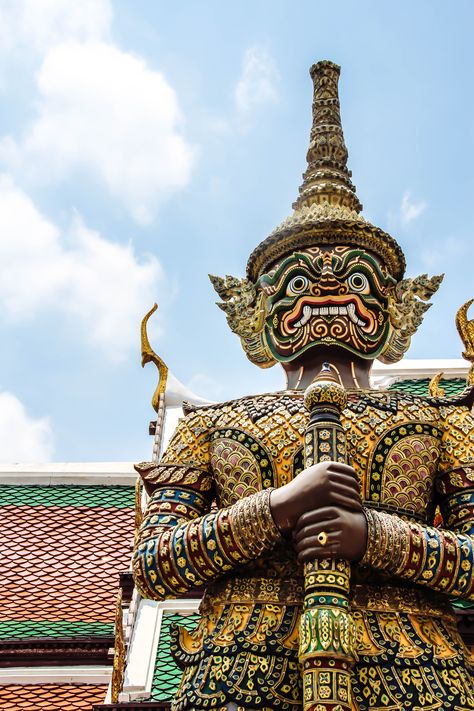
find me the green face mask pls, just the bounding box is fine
[259,245,393,362]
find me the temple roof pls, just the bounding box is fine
[0,484,134,641]
[0,477,135,708]
[0,683,108,709]
[150,610,200,702]
[388,377,467,398]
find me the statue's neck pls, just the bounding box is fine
[282,348,373,391]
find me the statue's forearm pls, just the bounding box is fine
[361,507,474,599]
[133,486,282,600]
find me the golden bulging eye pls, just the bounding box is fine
[347,272,369,292]
[287,275,309,295]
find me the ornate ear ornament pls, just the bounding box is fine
[209,274,276,368]
[379,273,444,364]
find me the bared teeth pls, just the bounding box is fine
[347,302,358,323]
[292,301,366,329]
[300,305,312,325]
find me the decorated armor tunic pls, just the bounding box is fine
[133,387,474,711]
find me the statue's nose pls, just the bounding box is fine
[310,269,349,296]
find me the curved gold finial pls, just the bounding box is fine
[141,304,168,412]
[429,372,445,397]
[456,299,474,385]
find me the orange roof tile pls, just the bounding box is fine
[0,683,107,709]
[0,485,134,637]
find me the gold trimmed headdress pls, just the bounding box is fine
[212,61,442,367]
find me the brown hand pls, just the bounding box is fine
[269,462,361,535]
[293,505,368,562]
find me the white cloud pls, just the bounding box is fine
[0,392,53,462]
[234,46,279,117]
[0,175,163,360]
[400,191,427,225]
[0,40,194,223]
[0,0,112,53]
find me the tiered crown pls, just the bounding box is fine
[246,61,406,282]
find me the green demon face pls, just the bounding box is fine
[258,245,394,362]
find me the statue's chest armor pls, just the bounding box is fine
[209,394,307,506]
[209,391,442,522]
[343,391,442,523]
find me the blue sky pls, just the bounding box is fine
[0,0,472,462]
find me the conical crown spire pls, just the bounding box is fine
[246,60,406,283]
[293,61,362,213]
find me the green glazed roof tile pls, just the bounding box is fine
[0,484,134,508]
[151,611,200,701]
[388,377,467,397]
[0,485,135,639]
[0,621,114,639]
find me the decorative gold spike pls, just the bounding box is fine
[134,477,143,543]
[141,304,168,412]
[111,589,125,704]
[456,299,474,385]
[429,372,445,397]
[293,61,362,215]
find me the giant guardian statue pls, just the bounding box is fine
[133,61,474,711]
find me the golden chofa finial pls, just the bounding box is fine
[292,60,362,214]
[456,299,474,385]
[140,303,169,412]
[428,372,445,398]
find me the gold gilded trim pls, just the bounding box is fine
[247,214,405,282]
[111,589,125,703]
[201,577,448,618]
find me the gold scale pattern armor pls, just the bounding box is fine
[133,387,474,710]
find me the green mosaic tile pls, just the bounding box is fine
[388,378,467,397]
[0,484,134,508]
[0,621,114,639]
[151,611,200,701]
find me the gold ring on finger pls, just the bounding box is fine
[317,531,328,547]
